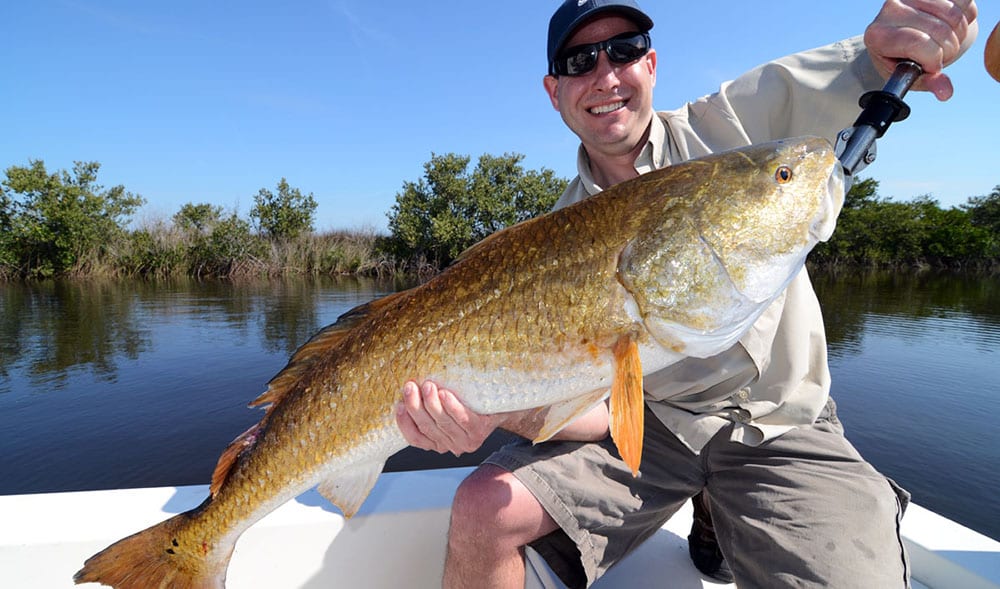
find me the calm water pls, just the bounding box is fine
[1,272,998,541]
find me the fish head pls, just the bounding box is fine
[619,136,844,357]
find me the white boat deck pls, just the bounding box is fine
[2,467,998,588]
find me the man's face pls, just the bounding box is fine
[544,15,657,160]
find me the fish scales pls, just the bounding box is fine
[75,136,844,588]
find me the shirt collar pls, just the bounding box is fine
[574,114,669,196]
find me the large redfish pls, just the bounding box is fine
[75,136,843,588]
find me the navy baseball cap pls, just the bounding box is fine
[547,0,654,69]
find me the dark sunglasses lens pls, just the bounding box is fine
[562,49,598,76]
[608,34,649,63]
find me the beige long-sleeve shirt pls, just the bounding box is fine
[553,36,884,453]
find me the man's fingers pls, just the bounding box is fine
[918,71,956,100]
[396,400,445,453]
[905,0,973,63]
[398,380,473,454]
[418,380,465,436]
[436,387,499,454]
[865,0,978,100]
[425,383,485,454]
[418,380,445,416]
[399,381,451,453]
[437,385,474,430]
[396,380,499,456]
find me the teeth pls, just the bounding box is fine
[590,101,624,114]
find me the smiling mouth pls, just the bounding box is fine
[589,100,626,115]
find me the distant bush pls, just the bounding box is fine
[173,202,223,234]
[250,178,317,240]
[1,160,144,277]
[188,214,266,277]
[385,153,567,266]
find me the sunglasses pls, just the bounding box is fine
[550,32,651,77]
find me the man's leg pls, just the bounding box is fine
[444,464,559,589]
[454,409,706,588]
[705,400,910,588]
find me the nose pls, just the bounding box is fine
[589,52,622,90]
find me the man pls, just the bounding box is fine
[396,1,979,587]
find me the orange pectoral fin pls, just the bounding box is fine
[610,336,644,476]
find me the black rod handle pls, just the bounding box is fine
[838,60,923,176]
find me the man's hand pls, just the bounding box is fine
[395,380,613,455]
[395,380,501,456]
[865,0,979,100]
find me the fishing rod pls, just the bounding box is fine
[835,60,923,188]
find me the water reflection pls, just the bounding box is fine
[0,275,407,495]
[5,270,996,388]
[813,268,1000,356]
[0,280,150,387]
[0,276,408,392]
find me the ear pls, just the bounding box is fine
[543,74,560,111]
[646,48,657,88]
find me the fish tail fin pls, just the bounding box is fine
[74,511,230,589]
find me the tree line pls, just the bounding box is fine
[810,178,1000,268]
[1,156,998,281]
[0,154,564,280]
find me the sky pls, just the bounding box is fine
[3,1,998,232]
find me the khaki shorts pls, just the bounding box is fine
[484,399,910,589]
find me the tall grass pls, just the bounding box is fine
[265,231,392,276]
[31,215,432,281]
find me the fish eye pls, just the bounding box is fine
[774,166,793,184]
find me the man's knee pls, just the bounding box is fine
[450,464,555,546]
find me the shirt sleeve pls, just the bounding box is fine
[662,36,885,159]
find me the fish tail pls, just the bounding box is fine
[74,511,230,589]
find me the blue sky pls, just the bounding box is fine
[3,1,998,232]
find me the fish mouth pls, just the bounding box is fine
[589,100,627,115]
[810,162,845,242]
